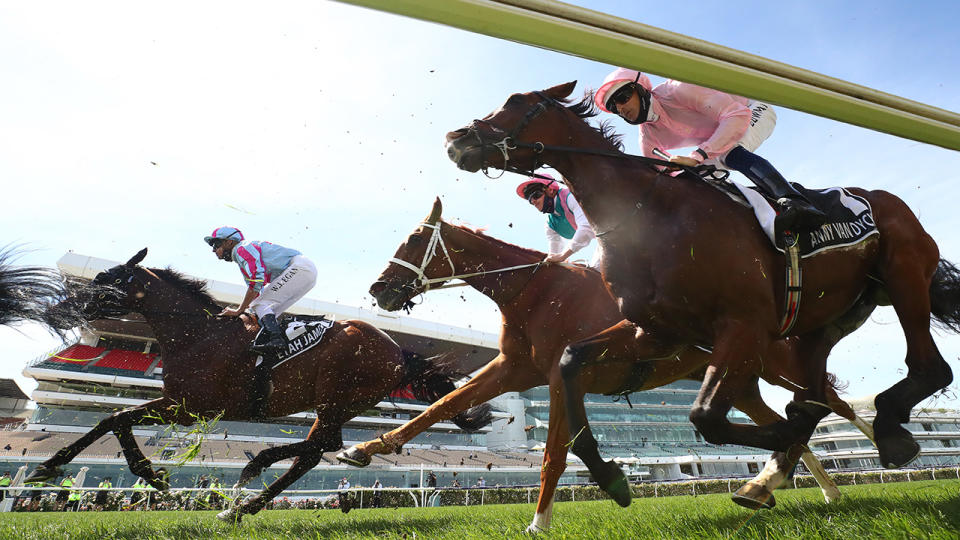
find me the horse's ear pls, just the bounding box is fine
[426,197,443,225]
[126,248,148,267]
[544,81,576,100]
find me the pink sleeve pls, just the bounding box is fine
[674,83,751,159]
[235,247,260,291]
[639,127,668,160]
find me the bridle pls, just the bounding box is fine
[385,221,542,295]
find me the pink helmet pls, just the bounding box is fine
[595,67,653,113]
[516,173,559,199]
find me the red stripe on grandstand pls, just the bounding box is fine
[95,350,157,372]
[49,345,105,364]
[389,385,416,400]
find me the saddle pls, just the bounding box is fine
[692,166,879,335]
[248,314,335,418]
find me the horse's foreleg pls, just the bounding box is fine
[26,397,176,484]
[730,377,839,509]
[527,374,570,534]
[338,353,538,466]
[560,320,675,508]
[825,385,874,444]
[691,322,829,451]
[112,399,194,490]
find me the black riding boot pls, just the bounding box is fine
[744,163,827,233]
[725,147,827,233]
[251,314,286,354]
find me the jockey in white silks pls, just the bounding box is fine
[204,226,318,353]
[595,67,826,234]
[516,173,602,268]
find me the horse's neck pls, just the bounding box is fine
[137,288,221,355]
[547,125,663,233]
[444,225,542,307]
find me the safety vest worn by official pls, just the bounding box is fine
[546,188,578,239]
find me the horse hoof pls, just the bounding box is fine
[25,465,61,483]
[336,446,371,467]
[597,461,631,508]
[524,523,546,535]
[822,488,842,504]
[732,483,776,510]
[877,432,921,468]
[217,507,242,523]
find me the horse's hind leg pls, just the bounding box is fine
[527,372,570,534]
[338,353,540,466]
[221,417,342,521]
[871,194,952,467]
[560,320,678,508]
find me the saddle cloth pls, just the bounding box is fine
[253,314,335,369]
[732,183,879,258]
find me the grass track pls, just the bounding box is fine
[2,480,958,539]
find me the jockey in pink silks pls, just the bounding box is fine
[595,67,826,233]
[516,173,601,268]
[204,226,317,354]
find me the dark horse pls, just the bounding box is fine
[444,82,960,506]
[338,198,873,531]
[0,246,88,333]
[25,248,491,522]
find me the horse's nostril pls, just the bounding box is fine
[369,281,387,296]
[445,128,468,143]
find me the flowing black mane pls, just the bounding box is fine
[562,91,625,151]
[150,267,221,310]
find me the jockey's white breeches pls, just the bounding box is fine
[250,255,317,318]
[714,101,777,168]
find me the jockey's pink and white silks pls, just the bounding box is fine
[229,241,301,293]
[249,255,317,319]
[596,67,774,166]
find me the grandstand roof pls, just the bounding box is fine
[0,379,28,400]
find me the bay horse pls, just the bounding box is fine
[24,248,491,522]
[337,198,873,531]
[443,81,960,506]
[0,246,88,333]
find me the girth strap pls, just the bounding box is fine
[777,234,803,336]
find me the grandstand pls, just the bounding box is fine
[809,396,960,470]
[0,251,832,493]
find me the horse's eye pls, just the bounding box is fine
[408,235,422,244]
[98,294,105,299]
[115,279,121,284]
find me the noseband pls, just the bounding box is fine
[464,92,554,179]
[388,221,457,293]
[384,221,542,298]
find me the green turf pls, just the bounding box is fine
[2,480,958,539]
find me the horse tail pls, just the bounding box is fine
[0,247,86,334]
[929,258,960,334]
[398,352,493,432]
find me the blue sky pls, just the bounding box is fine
[1,0,959,414]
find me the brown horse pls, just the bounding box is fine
[24,248,491,522]
[443,81,960,505]
[337,198,872,531]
